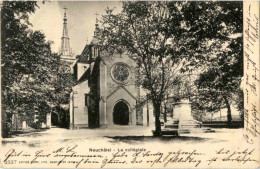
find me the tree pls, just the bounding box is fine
[1,2,38,86]
[51,60,76,127]
[178,2,243,126]
[1,1,43,136]
[101,1,243,133]
[101,2,186,136]
[1,1,75,136]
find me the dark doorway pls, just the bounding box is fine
[113,101,129,125]
[51,113,59,126]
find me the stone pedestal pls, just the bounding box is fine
[41,122,46,128]
[22,121,27,130]
[173,99,194,120]
[172,99,202,134]
[46,113,51,129]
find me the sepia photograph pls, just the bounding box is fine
[0,1,259,168]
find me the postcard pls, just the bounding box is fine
[0,1,259,168]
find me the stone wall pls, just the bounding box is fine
[100,52,141,126]
[70,80,90,129]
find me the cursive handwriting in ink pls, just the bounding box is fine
[4,149,31,162]
[101,151,127,168]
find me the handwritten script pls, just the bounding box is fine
[243,1,260,144]
[2,146,258,168]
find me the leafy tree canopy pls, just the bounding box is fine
[1,2,75,136]
[100,1,243,133]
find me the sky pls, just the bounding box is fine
[28,2,241,117]
[29,1,122,55]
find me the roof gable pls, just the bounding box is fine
[107,85,136,100]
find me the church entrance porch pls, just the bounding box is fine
[113,101,130,125]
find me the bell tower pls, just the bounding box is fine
[60,7,76,66]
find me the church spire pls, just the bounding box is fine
[60,7,72,58]
[94,12,100,38]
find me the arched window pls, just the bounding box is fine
[92,47,95,59]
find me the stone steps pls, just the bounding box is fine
[161,119,215,135]
[160,119,180,135]
[160,129,178,135]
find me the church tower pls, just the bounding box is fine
[93,13,100,38]
[60,7,76,66]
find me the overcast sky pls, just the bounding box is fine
[29,1,122,55]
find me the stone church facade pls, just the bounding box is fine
[69,21,154,129]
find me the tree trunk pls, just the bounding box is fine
[153,104,162,136]
[223,96,232,127]
[226,104,232,127]
[3,112,12,138]
[164,104,167,122]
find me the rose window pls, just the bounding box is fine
[111,63,130,82]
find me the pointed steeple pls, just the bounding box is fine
[60,7,72,58]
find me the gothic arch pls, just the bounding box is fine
[113,100,131,125]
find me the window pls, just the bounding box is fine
[111,63,130,83]
[95,48,99,57]
[92,47,95,58]
[83,66,88,71]
[85,94,89,106]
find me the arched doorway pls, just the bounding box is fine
[113,101,129,125]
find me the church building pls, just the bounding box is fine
[69,17,154,129]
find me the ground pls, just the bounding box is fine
[1,126,258,168]
[1,126,243,148]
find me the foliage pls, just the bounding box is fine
[100,1,243,131]
[1,1,74,136]
[101,2,187,135]
[180,2,243,124]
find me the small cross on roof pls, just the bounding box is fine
[63,7,68,17]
